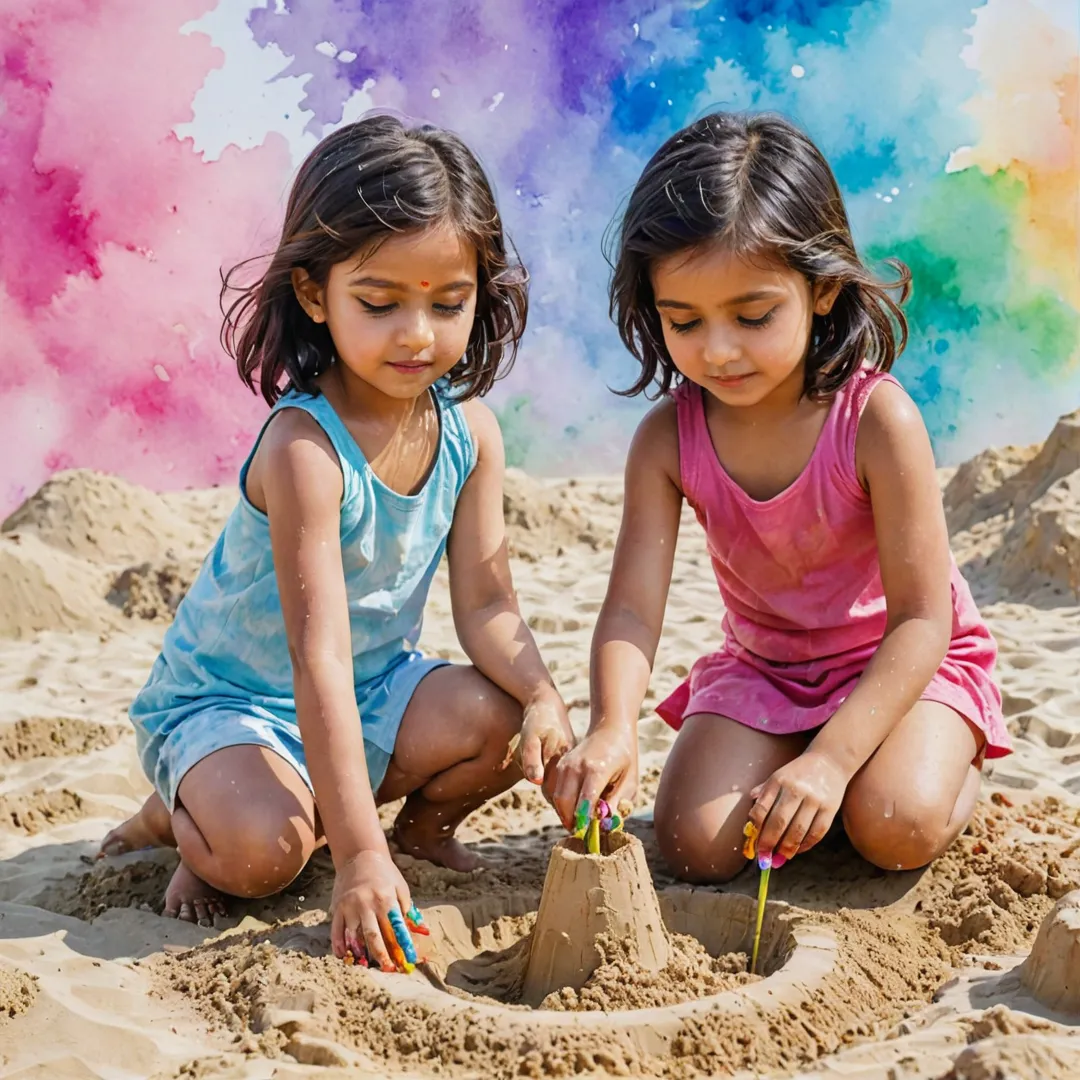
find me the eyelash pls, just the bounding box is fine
[359,299,466,317]
[668,309,777,334]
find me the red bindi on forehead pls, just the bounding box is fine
[419,280,430,289]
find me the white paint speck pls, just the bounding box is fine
[791,64,805,78]
[883,195,893,203]
[488,91,504,112]
[153,364,170,382]
[431,87,441,98]
[890,186,900,196]
[315,40,337,58]
[633,21,639,37]
[338,50,357,63]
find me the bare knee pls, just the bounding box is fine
[175,804,314,898]
[653,799,745,884]
[842,780,954,871]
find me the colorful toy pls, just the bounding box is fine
[742,821,787,975]
[574,799,624,854]
[388,907,417,972]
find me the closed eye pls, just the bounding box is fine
[434,300,467,316]
[668,318,700,335]
[359,299,395,315]
[738,308,777,328]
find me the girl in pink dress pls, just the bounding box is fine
[550,112,1009,881]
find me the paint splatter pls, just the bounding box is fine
[0,0,1077,512]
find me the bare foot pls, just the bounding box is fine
[99,792,174,858]
[163,860,228,926]
[392,811,486,873]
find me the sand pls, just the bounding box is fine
[2,420,1080,1076]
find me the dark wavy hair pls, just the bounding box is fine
[222,114,528,405]
[607,111,910,399]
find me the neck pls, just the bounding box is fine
[328,362,428,427]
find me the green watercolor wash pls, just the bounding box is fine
[868,167,1079,382]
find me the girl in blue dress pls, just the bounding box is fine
[99,116,573,972]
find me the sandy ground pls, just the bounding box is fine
[1,412,1080,1077]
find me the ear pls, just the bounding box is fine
[812,278,842,317]
[291,268,327,324]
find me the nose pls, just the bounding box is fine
[398,308,435,353]
[702,325,740,370]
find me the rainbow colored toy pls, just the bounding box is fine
[574,798,624,853]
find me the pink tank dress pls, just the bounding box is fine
[656,369,1011,760]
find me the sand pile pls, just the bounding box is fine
[0,469,227,638]
[0,715,123,764]
[0,964,37,1020]
[1020,889,1080,1013]
[946,410,1080,604]
[912,796,1080,955]
[503,469,616,561]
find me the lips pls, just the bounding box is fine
[710,372,754,386]
[389,361,432,374]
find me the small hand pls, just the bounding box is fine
[550,725,638,832]
[514,686,576,788]
[330,848,415,973]
[747,750,850,863]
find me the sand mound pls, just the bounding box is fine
[0,788,91,835]
[1020,890,1080,1013]
[916,797,1080,954]
[503,469,613,561]
[106,561,198,622]
[0,716,123,763]
[946,412,1080,603]
[1,469,202,565]
[0,532,117,638]
[948,1033,1080,1080]
[0,965,37,1020]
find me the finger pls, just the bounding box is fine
[776,800,819,861]
[519,730,544,785]
[747,778,780,832]
[344,926,368,966]
[394,874,413,923]
[552,759,585,831]
[758,789,801,856]
[331,907,346,959]
[360,909,394,973]
[797,808,834,855]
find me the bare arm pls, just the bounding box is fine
[259,409,409,968]
[590,401,684,736]
[808,380,953,774]
[551,402,683,827]
[751,381,954,858]
[447,401,573,782]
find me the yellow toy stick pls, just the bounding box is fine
[742,821,786,975]
[751,863,770,974]
[586,816,601,854]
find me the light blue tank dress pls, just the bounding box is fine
[130,381,474,811]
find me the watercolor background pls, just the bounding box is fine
[1,0,1077,513]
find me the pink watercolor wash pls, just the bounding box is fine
[0,0,293,513]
